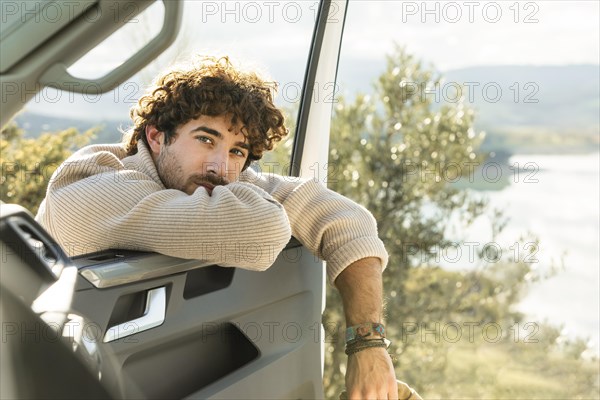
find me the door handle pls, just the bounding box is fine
[103,287,166,343]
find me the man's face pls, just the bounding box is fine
[153,115,249,195]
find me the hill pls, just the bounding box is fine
[445,65,599,153]
[14,112,127,144]
[13,64,600,153]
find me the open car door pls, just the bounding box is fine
[1,0,348,398]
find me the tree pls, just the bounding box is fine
[0,123,94,214]
[322,45,598,398]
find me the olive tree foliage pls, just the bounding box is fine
[0,123,94,214]
[319,45,489,395]
[328,45,488,273]
[319,45,599,398]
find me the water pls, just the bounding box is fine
[460,153,600,353]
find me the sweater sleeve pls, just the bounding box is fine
[240,168,389,283]
[37,150,291,270]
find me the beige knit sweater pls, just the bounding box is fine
[36,142,388,283]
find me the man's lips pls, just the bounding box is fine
[197,182,215,193]
[189,174,228,195]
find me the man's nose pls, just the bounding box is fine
[204,150,231,178]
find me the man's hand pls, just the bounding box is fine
[335,258,423,400]
[345,347,398,399]
[335,257,396,398]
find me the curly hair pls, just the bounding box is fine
[124,56,288,168]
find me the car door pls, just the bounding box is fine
[0,0,348,398]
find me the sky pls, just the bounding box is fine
[68,0,600,72]
[27,0,600,120]
[196,1,597,69]
[341,0,600,70]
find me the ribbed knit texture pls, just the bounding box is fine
[36,142,388,283]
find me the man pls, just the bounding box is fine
[36,56,411,399]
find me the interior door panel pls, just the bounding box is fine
[70,241,325,399]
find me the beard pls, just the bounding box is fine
[156,145,229,195]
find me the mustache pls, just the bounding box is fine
[189,173,230,187]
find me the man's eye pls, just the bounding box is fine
[231,148,246,157]
[196,136,213,144]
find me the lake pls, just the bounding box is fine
[456,152,600,354]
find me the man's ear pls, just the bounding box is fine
[145,125,164,156]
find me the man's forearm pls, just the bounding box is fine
[334,257,384,326]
